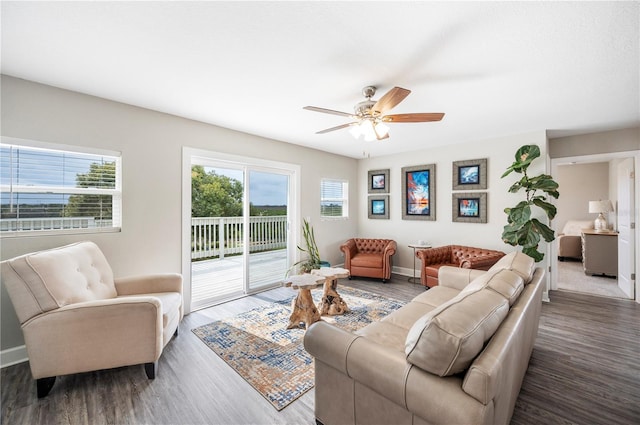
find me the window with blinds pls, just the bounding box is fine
[320,178,348,218]
[0,140,122,235]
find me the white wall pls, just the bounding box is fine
[555,162,610,232]
[0,75,359,353]
[356,131,550,277]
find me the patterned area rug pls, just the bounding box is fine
[192,286,405,411]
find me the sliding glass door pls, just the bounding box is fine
[186,149,297,311]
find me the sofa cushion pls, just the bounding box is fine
[351,253,384,268]
[405,288,509,376]
[460,268,524,306]
[411,286,460,308]
[356,321,408,351]
[488,251,535,283]
[381,300,438,331]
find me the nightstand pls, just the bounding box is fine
[581,230,618,277]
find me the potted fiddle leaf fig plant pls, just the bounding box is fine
[501,144,560,262]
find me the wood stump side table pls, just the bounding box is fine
[311,267,350,316]
[283,274,325,329]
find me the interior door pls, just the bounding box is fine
[617,158,635,299]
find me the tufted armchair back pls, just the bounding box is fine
[2,241,117,324]
[354,238,393,254]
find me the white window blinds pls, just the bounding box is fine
[0,141,122,234]
[320,178,348,218]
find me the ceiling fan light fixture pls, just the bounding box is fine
[349,122,362,138]
[361,120,377,141]
[374,121,389,139]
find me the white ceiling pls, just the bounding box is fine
[2,1,638,159]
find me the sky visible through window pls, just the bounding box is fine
[210,167,288,206]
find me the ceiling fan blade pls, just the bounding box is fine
[372,87,411,115]
[382,113,445,123]
[316,122,358,134]
[303,106,354,118]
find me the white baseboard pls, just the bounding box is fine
[1,345,28,369]
[393,266,412,277]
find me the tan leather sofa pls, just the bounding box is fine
[416,244,505,287]
[1,241,183,397]
[304,252,544,425]
[557,220,594,261]
[340,238,397,283]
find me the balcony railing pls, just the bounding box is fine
[1,215,287,262]
[0,217,113,232]
[191,216,287,260]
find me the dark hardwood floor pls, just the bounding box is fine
[2,275,639,424]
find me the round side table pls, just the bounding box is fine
[408,243,431,284]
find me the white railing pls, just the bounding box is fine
[0,217,113,232]
[191,216,287,260]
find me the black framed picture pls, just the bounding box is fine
[452,158,487,190]
[368,169,389,194]
[401,164,436,221]
[368,195,389,219]
[452,192,487,223]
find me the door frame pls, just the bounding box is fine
[181,147,300,314]
[549,150,639,302]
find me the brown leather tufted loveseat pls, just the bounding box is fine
[417,244,505,288]
[340,238,397,283]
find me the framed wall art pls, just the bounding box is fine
[401,164,436,221]
[452,192,487,223]
[368,169,389,194]
[452,158,487,191]
[368,195,389,219]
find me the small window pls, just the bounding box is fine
[320,178,348,218]
[0,139,122,236]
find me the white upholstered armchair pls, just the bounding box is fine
[1,241,183,397]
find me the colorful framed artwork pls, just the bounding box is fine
[401,164,436,221]
[452,158,487,190]
[452,192,487,223]
[368,195,389,219]
[368,169,389,194]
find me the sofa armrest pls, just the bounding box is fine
[22,297,163,379]
[115,273,183,296]
[459,252,505,270]
[340,239,358,268]
[383,240,397,258]
[438,266,487,291]
[346,335,413,408]
[304,321,359,374]
[416,246,451,266]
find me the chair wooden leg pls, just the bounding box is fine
[144,362,157,379]
[174,326,179,337]
[36,376,56,398]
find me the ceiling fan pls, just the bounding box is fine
[303,86,444,141]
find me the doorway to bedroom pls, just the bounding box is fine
[551,153,636,300]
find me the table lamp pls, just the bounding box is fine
[588,200,613,232]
